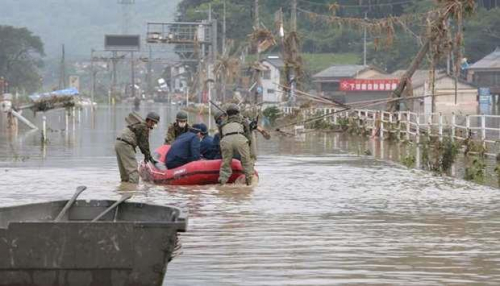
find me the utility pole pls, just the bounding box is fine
[222,0,227,102]
[146,21,215,105]
[446,19,451,75]
[363,12,367,66]
[254,0,261,105]
[90,49,95,106]
[111,51,118,102]
[147,46,153,96]
[131,51,135,99]
[208,3,216,129]
[170,64,175,104]
[59,44,67,89]
[289,0,298,106]
[208,3,212,22]
[222,0,226,55]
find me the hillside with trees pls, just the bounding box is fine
[0,26,45,94]
[177,0,500,73]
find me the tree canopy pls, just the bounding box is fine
[176,0,500,72]
[0,25,45,93]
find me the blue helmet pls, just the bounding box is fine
[198,123,208,135]
[190,123,203,133]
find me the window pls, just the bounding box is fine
[263,70,271,80]
[267,89,275,94]
[321,82,340,92]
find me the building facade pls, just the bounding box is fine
[260,56,285,104]
[467,47,500,96]
[392,70,478,115]
[312,65,396,110]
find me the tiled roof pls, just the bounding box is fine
[469,47,500,70]
[391,69,476,88]
[262,57,285,69]
[312,65,367,78]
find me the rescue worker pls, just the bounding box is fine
[115,112,159,183]
[207,132,221,159]
[203,111,225,160]
[208,111,242,161]
[166,126,203,169]
[218,104,254,186]
[133,96,141,111]
[164,111,190,144]
[198,123,214,159]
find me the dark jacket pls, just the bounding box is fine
[200,135,214,158]
[166,131,201,169]
[204,133,220,160]
[205,133,240,161]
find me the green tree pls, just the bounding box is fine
[0,25,45,93]
[367,34,421,73]
[175,0,500,75]
[464,8,500,62]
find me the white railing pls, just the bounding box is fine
[281,107,500,156]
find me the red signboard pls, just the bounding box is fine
[340,79,400,92]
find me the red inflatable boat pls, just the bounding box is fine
[139,145,256,185]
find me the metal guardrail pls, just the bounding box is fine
[281,107,500,156]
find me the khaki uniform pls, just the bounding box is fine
[218,115,254,184]
[241,116,258,161]
[164,123,190,145]
[250,130,258,161]
[115,122,152,183]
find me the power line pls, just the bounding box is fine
[297,6,429,20]
[297,0,417,8]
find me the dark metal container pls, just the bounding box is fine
[0,200,187,286]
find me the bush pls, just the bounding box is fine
[262,106,282,127]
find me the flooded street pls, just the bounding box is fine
[2,105,500,285]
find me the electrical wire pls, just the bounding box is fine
[297,0,417,8]
[297,6,430,21]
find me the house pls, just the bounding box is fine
[392,70,478,114]
[260,56,286,104]
[467,47,500,95]
[169,63,188,93]
[312,65,397,110]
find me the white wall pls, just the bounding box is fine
[261,61,283,103]
[173,66,187,92]
[413,77,478,115]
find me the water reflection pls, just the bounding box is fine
[1,104,500,285]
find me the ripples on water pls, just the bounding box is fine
[1,105,500,285]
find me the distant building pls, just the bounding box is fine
[467,47,500,95]
[260,56,286,104]
[169,63,188,93]
[312,65,396,110]
[392,70,478,114]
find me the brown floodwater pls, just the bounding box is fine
[1,104,500,285]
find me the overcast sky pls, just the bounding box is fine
[0,0,180,58]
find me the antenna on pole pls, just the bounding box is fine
[118,0,135,34]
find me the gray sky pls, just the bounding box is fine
[0,0,180,58]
